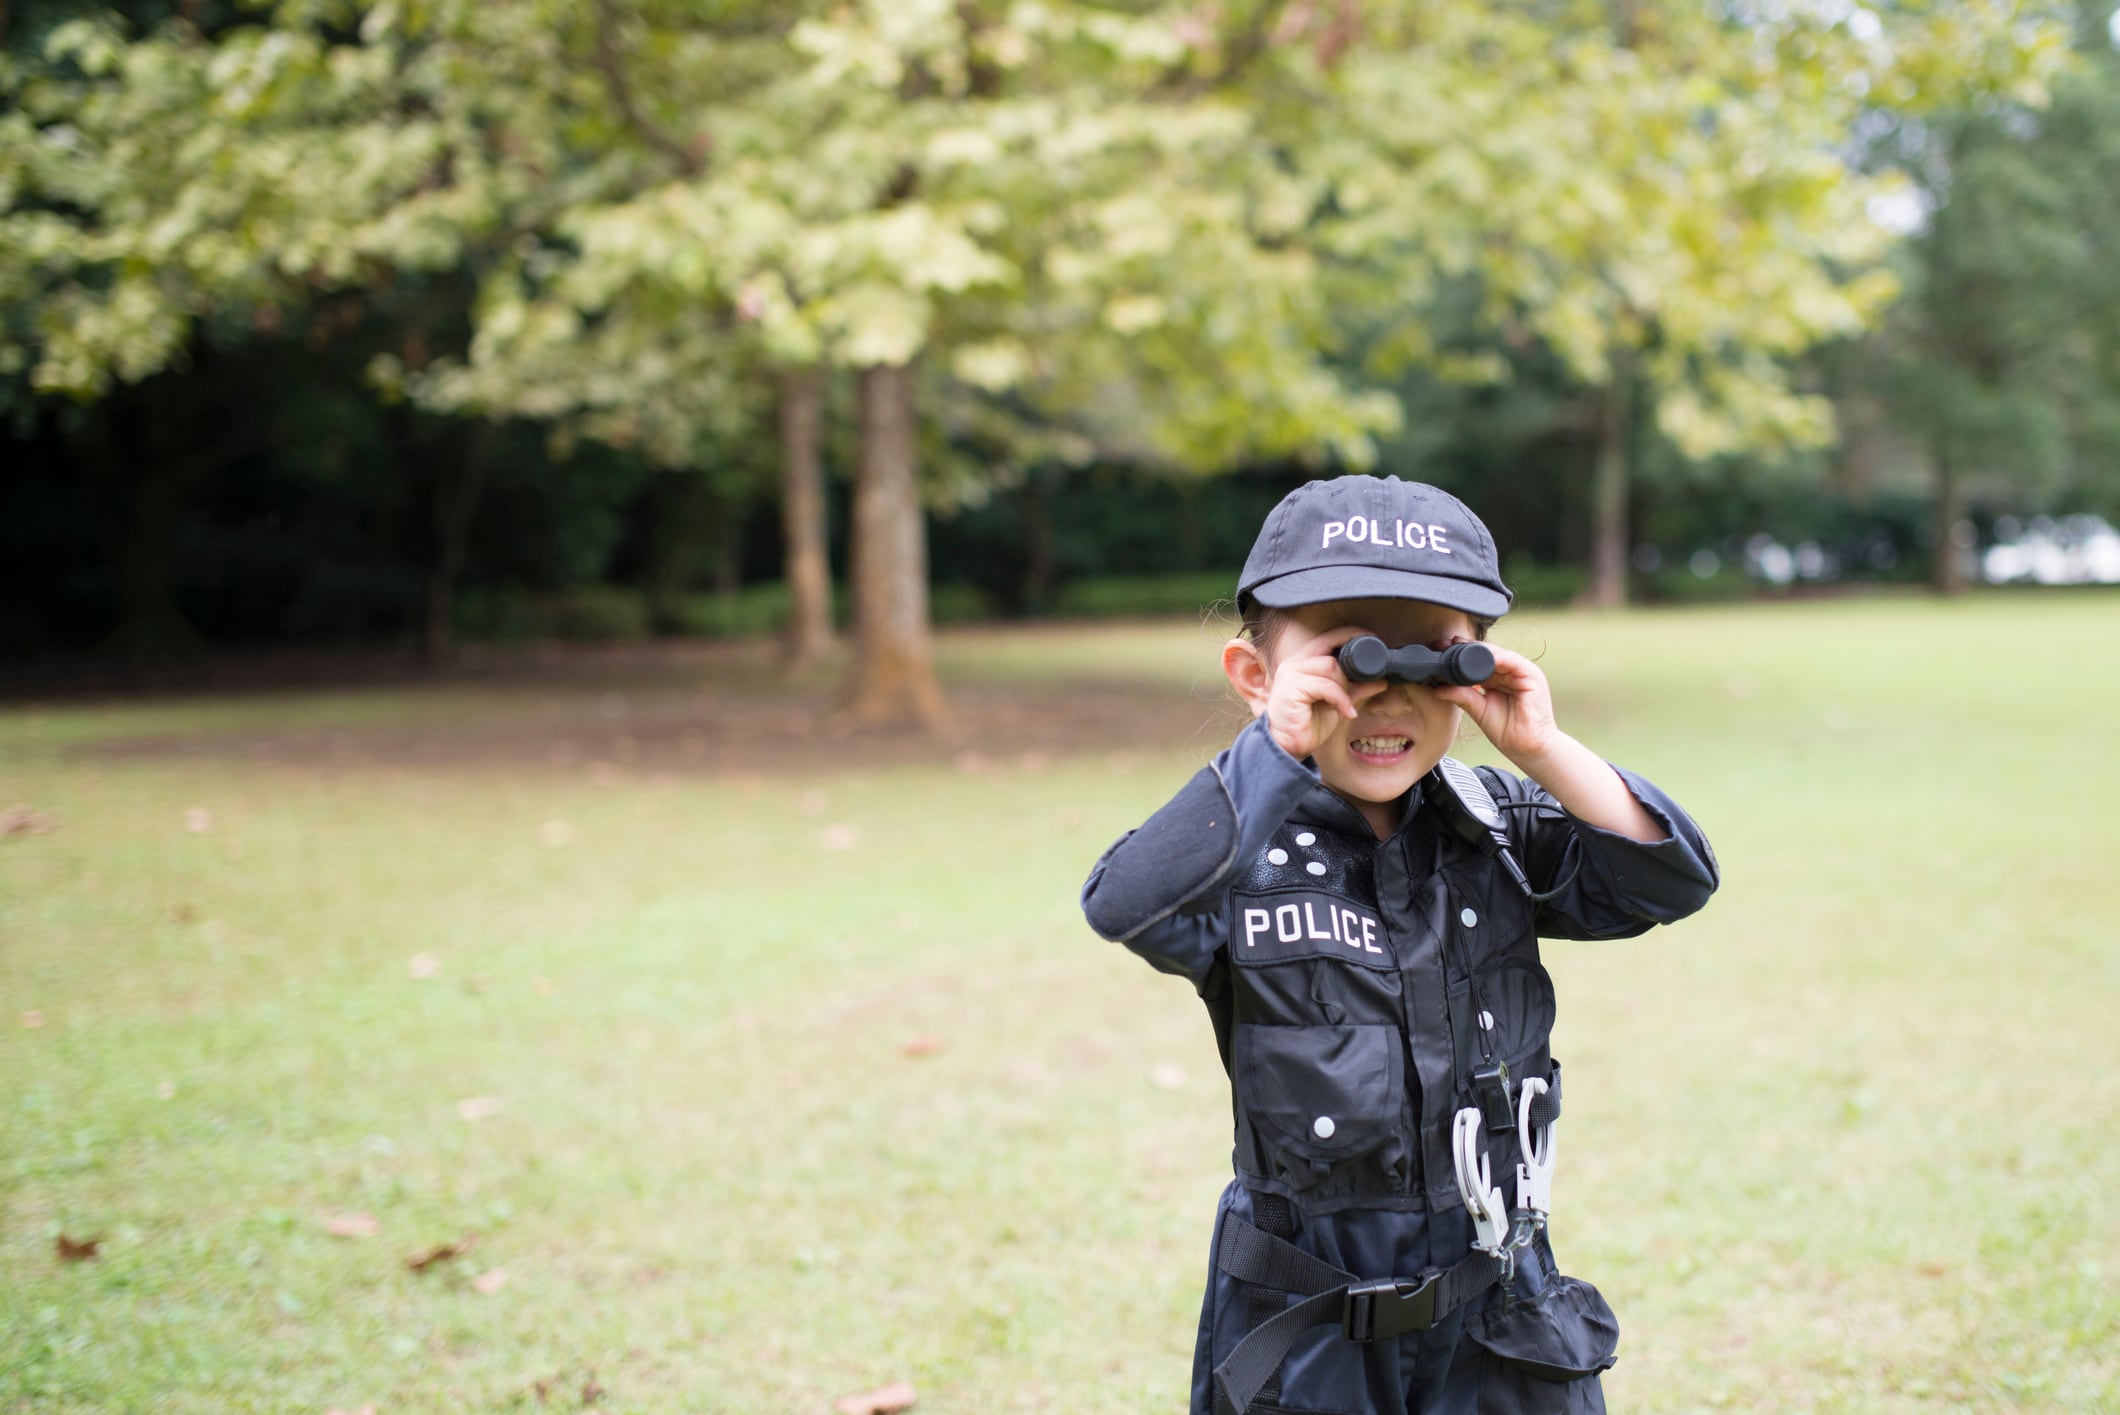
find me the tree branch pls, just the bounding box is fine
[587,0,707,178]
[1157,0,1301,98]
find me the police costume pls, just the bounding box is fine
[1078,478,1720,1415]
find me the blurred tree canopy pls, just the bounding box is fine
[1851,1,2120,590]
[2,1,2108,713]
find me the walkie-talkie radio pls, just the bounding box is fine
[1425,755,1533,1134]
[1426,755,1534,899]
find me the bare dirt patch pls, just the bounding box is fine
[69,637,1237,776]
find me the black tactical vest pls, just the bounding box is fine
[1209,786,1559,1215]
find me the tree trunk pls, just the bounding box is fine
[712,506,744,596]
[105,454,198,658]
[637,471,710,628]
[779,368,834,667]
[1583,359,1632,608]
[86,364,265,659]
[1932,441,1968,596]
[1021,467,1055,614]
[843,363,946,728]
[423,418,491,667]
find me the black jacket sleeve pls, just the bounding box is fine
[1473,761,1720,941]
[1080,715,1319,991]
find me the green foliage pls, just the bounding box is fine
[1639,561,1753,604]
[1,8,483,398]
[19,1,2068,480]
[653,584,803,640]
[1501,555,1589,610]
[456,584,652,643]
[1318,3,2071,464]
[1049,572,1235,620]
[1843,17,2120,524]
[655,580,992,639]
[0,0,2096,652]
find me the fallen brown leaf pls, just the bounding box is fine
[56,1234,101,1262]
[899,1036,943,1058]
[470,1267,508,1294]
[406,1236,475,1272]
[325,1212,380,1239]
[525,1369,603,1407]
[834,1381,917,1415]
[0,805,53,836]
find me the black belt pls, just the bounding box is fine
[1211,1211,1505,1415]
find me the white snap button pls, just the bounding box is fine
[1306,861,1327,877]
[1460,907,1478,928]
[1295,832,1316,846]
[1313,1116,1336,1139]
[1267,848,1289,865]
[1479,1010,1495,1030]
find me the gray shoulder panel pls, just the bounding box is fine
[1081,765,1239,941]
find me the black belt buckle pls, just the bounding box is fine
[1341,1272,1440,1342]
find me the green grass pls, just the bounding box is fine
[3,593,2117,1413]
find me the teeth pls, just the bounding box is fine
[1351,736,1411,754]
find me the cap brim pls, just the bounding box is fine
[1246,566,1513,618]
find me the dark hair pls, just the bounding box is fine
[1237,592,1495,659]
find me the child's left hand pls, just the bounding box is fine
[1430,638,1563,771]
[1433,636,1669,844]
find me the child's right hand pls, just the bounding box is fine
[1258,635,1388,761]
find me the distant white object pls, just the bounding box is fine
[1981,514,2120,586]
[1867,185,1929,236]
[1746,534,1796,586]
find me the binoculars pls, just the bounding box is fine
[1335,634,1495,687]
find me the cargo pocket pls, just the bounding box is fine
[1233,1022,1407,1191]
[1478,958,1557,1065]
[1462,1274,1619,1415]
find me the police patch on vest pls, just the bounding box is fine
[1231,890,1394,969]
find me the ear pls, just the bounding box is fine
[1222,637,1272,718]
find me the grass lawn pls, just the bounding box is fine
[3,593,2116,1414]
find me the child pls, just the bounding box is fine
[1081,475,1718,1415]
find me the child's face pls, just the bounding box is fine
[1265,596,1480,812]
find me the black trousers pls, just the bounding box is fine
[1191,1180,1484,1415]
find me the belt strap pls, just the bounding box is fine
[1244,1194,1297,1406]
[1211,1212,1505,1415]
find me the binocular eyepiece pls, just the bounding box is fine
[1335,634,1495,687]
